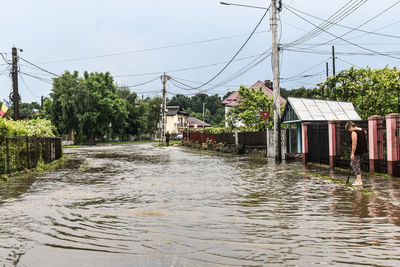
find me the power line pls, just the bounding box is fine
[20,71,53,84]
[19,72,40,98]
[172,50,272,96]
[116,76,160,88]
[169,75,243,87]
[0,65,9,76]
[185,4,271,91]
[285,47,400,56]
[336,57,361,68]
[19,57,60,77]
[284,6,400,61]
[283,1,400,49]
[284,0,367,49]
[113,53,265,77]
[34,31,268,65]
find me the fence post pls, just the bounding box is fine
[328,120,340,169]
[265,130,269,157]
[5,137,9,173]
[302,123,308,164]
[26,136,30,169]
[386,113,400,176]
[368,115,384,173]
[234,129,238,147]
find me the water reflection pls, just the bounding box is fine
[0,144,400,266]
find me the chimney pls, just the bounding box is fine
[264,80,273,89]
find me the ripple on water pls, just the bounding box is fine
[1,143,400,266]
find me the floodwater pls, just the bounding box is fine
[1,143,400,266]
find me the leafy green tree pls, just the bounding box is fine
[316,66,400,119]
[226,86,275,131]
[168,93,225,126]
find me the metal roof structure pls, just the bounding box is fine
[282,97,362,123]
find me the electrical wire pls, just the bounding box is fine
[0,66,9,76]
[0,53,11,65]
[336,57,361,68]
[116,76,160,88]
[34,31,268,65]
[348,19,400,40]
[169,76,243,87]
[284,0,367,49]
[174,50,272,95]
[19,72,40,98]
[284,7,400,61]
[113,53,265,77]
[283,1,400,50]
[183,4,271,91]
[280,57,331,81]
[19,57,60,77]
[20,71,53,84]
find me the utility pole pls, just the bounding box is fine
[271,0,281,162]
[202,102,205,132]
[41,96,44,110]
[161,72,168,145]
[332,46,336,76]
[11,47,20,120]
[326,62,329,79]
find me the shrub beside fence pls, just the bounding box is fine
[0,135,62,175]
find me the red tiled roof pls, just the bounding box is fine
[221,80,287,107]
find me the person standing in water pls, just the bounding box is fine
[345,121,368,186]
[165,131,170,146]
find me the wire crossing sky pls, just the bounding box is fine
[1,0,399,103]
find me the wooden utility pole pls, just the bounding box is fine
[12,47,20,120]
[161,72,168,144]
[332,46,336,76]
[271,0,281,162]
[326,62,329,79]
[202,102,205,131]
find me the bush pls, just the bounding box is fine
[0,118,56,137]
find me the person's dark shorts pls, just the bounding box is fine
[350,155,363,175]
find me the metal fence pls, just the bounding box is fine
[238,131,267,147]
[307,123,329,165]
[377,119,387,173]
[0,135,62,175]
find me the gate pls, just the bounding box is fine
[307,123,329,165]
[377,119,387,173]
[395,117,400,175]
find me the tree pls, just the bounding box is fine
[168,93,225,126]
[316,66,400,119]
[226,85,275,131]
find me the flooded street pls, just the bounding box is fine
[1,143,400,266]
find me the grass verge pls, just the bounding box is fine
[1,156,67,182]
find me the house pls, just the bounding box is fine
[186,116,211,130]
[165,106,189,134]
[281,97,362,155]
[221,80,287,127]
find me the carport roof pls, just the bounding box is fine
[282,97,362,123]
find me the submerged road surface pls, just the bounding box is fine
[1,143,400,266]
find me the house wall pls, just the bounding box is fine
[166,114,186,134]
[224,106,244,128]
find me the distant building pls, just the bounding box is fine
[186,116,211,130]
[165,106,188,134]
[221,80,287,127]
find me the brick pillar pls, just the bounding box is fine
[328,120,340,169]
[386,114,400,176]
[368,115,384,173]
[302,122,308,164]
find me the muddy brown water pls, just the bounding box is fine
[1,143,400,266]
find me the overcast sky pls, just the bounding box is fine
[1,0,399,103]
